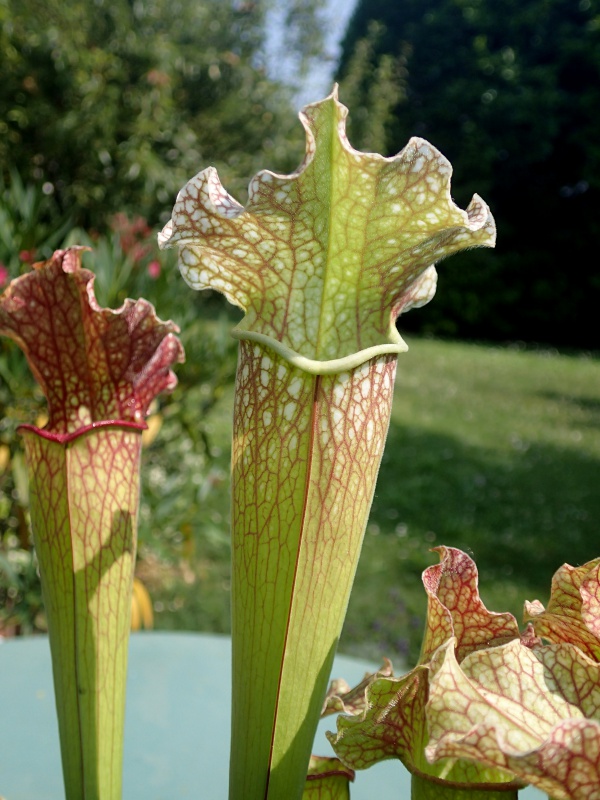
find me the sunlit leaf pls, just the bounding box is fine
[525,558,600,661]
[426,638,600,800]
[0,247,184,435]
[329,548,521,787]
[322,659,394,718]
[160,86,495,372]
[421,545,520,663]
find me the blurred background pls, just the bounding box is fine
[1,0,599,665]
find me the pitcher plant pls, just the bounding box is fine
[159,87,496,800]
[0,248,184,799]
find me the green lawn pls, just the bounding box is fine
[146,336,600,667]
[345,337,600,664]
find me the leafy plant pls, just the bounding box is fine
[0,169,72,275]
[0,0,327,228]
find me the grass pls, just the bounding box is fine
[346,337,600,663]
[143,334,600,668]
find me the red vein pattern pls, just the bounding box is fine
[230,341,396,799]
[329,548,523,788]
[426,638,600,800]
[321,658,394,718]
[22,426,141,798]
[422,545,520,664]
[1,249,184,799]
[0,248,184,434]
[303,756,354,800]
[159,90,495,365]
[158,90,496,800]
[525,558,600,661]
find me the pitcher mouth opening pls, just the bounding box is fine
[231,328,408,376]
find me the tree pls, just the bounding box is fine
[337,0,600,348]
[0,0,326,230]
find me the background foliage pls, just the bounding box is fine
[337,0,600,348]
[3,0,598,345]
[0,0,327,229]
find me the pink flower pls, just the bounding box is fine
[0,263,8,288]
[19,250,35,264]
[147,260,161,279]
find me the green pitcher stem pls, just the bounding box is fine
[411,774,519,800]
[229,344,397,800]
[23,426,142,800]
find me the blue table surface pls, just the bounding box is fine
[0,632,544,799]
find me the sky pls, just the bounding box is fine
[265,0,359,109]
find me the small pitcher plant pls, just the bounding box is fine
[159,87,495,800]
[0,248,184,798]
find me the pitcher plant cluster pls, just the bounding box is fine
[1,89,597,800]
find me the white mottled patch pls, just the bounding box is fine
[332,407,344,428]
[263,411,272,427]
[287,377,303,399]
[426,176,441,193]
[256,384,269,403]
[76,405,92,426]
[283,401,297,422]
[333,374,350,407]
[181,249,197,265]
